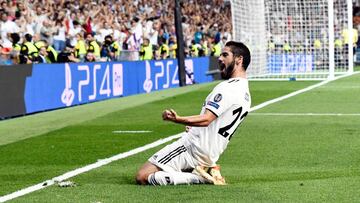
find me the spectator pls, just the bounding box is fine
[139,38,153,60]
[194,24,203,44]
[86,32,100,60]
[84,52,96,62]
[53,19,67,52]
[158,37,169,59]
[100,35,119,61]
[40,20,55,44]
[37,46,50,63]
[0,0,232,65]
[148,20,160,47]
[20,33,38,63]
[57,46,79,63]
[0,47,13,65]
[74,33,87,61]
[169,36,177,58]
[0,11,20,49]
[68,20,83,47]
[97,22,113,44]
[33,7,48,34]
[130,16,143,50]
[198,37,209,57]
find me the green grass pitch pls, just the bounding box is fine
[1,72,360,202]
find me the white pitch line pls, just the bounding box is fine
[1,71,358,202]
[249,72,359,112]
[112,130,153,134]
[251,113,360,116]
[0,133,183,203]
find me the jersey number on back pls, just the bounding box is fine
[218,107,248,140]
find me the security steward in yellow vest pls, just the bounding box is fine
[341,27,359,56]
[341,28,358,47]
[74,33,87,61]
[169,43,177,58]
[20,34,38,63]
[169,36,177,58]
[314,39,322,50]
[210,41,221,57]
[198,38,208,56]
[9,33,21,63]
[158,37,170,59]
[111,41,121,60]
[34,40,46,50]
[12,43,21,52]
[86,33,100,60]
[283,41,291,53]
[46,45,58,63]
[190,40,199,57]
[139,38,153,60]
[34,40,58,63]
[10,33,21,51]
[335,38,343,49]
[105,35,121,61]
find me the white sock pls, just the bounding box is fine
[148,171,207,185]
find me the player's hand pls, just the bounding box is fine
[162,110,170,120]
[162,109,177,122]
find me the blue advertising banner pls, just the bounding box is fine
[24,57,212,114]
[267,54,313,73]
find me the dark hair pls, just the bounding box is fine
[132,16,139,23]
[85,32,94,38]
[105,35,112,41]
[181,16,186,23]
[10,33,20,44]
[24,33,32,42]
[161,36,167,44]
[225,41,251,70]
[57,52,71,62]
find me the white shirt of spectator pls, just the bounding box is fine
[0,20,20,48]
[143,20,152,39]
[143,4,153,15]
[69,26,82,46]
[98,28,113,43]
[117,31,127,49]
[148,23,158,46]
[26,22,35,36]
[53,26,66,41]
[34,14,48,34]
[131,21,143,50]
[223,31,232,42]
[113,29,121,41]
[126,32,136,51]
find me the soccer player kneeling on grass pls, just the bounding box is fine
[136,41,252,185]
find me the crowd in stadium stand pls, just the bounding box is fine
[0,0,232,65]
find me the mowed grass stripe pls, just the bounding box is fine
[0,80,316,197]
[255,72,360,114]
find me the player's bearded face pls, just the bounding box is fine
[220,59,235,79]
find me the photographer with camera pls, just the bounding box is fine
[100,35,120,61]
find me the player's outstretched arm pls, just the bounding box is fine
[162,109,217,127]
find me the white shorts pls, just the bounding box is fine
[148,133,198,172]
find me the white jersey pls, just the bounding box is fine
[187,77,251,167]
